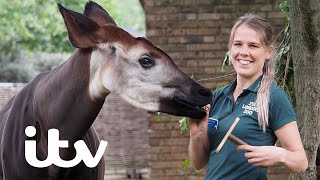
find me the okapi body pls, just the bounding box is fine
[0,2,212,180]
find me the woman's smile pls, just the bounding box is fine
[230,24,272,80]
[237,59,253,66]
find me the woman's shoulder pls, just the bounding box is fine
[269,82,293,105]
[268,82,296,131]
[270,82,289,97]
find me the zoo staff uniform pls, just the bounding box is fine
[205,76,296,180]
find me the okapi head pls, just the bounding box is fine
[58,1,212,119]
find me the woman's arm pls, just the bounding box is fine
[188,105,211,170]
[273,121,308,172]
[237,121,308,173]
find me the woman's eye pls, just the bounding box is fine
[250,44,258,48]
[139,56,155,68]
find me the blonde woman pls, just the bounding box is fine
[189,14,308,179]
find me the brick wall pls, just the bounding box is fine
[141,0,287,179]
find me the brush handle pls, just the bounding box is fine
[216,117,240,153]
[229,134,248,145]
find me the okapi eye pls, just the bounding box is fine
[139,56,155,68]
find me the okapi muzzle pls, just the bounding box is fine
[159,77,213,119]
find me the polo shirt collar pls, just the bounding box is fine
[224,79,237,96]
[246,75,263,92]
[223,75,263,95]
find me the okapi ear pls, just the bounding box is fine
[58,4,100,48]
[84,1,117,26]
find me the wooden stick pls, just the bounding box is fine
[216,117,240,153]
[229,134,248,145]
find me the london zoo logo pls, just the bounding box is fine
[242,101,258,115]
[24,126,108,168]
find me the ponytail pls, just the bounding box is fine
[256,59,275,131]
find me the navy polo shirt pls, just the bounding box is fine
[205,77,296,180]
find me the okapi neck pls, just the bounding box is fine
[33,48,105,143]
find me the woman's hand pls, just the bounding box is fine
[189,104,210,137]
[188,104,211,169]
[236,145,285,167]
[236,122,308,173]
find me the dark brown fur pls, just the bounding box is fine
[0,49,105,180]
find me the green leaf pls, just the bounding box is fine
[194,168,200,174]
[283,45,290,54]
[182,159,200,174]
[179,117,189,134]
[279,1,289,13]
[183,159,190,169]
[221,51,230,72]
[156,112,161,122]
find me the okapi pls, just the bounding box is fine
[0,1,212,180]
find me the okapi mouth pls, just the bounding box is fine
[173,97,207,119]
[159,97,209,119]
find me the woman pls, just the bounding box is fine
[189,14,308,180]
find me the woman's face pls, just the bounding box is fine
[230,24,272,80]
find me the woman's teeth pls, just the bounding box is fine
[239,60,251,65]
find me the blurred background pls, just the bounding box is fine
[0,0,145,83]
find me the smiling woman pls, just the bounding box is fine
[188,13,308,180]
[230,25,273,82]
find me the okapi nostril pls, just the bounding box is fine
[198,88,212,97]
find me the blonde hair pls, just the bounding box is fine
[229,13,275,131]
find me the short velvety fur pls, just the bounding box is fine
[0,49,105,180]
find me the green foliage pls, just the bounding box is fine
[1,0,79,53]
[0,48,67,83]
[221,51,230,72]
[179,117,189,134]
[0,48,36,82]
[32,52,68,72]
[0,0,145,54]
[274,0,295,107]
[155,112,161,122]
[183,159,190,169]
[0,0,145,82]
[115,0,146,34]
[279,1,289,14]
[183,159,200,174]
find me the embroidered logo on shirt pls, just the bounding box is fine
[208,118,219,129]
[242,101,258,115]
